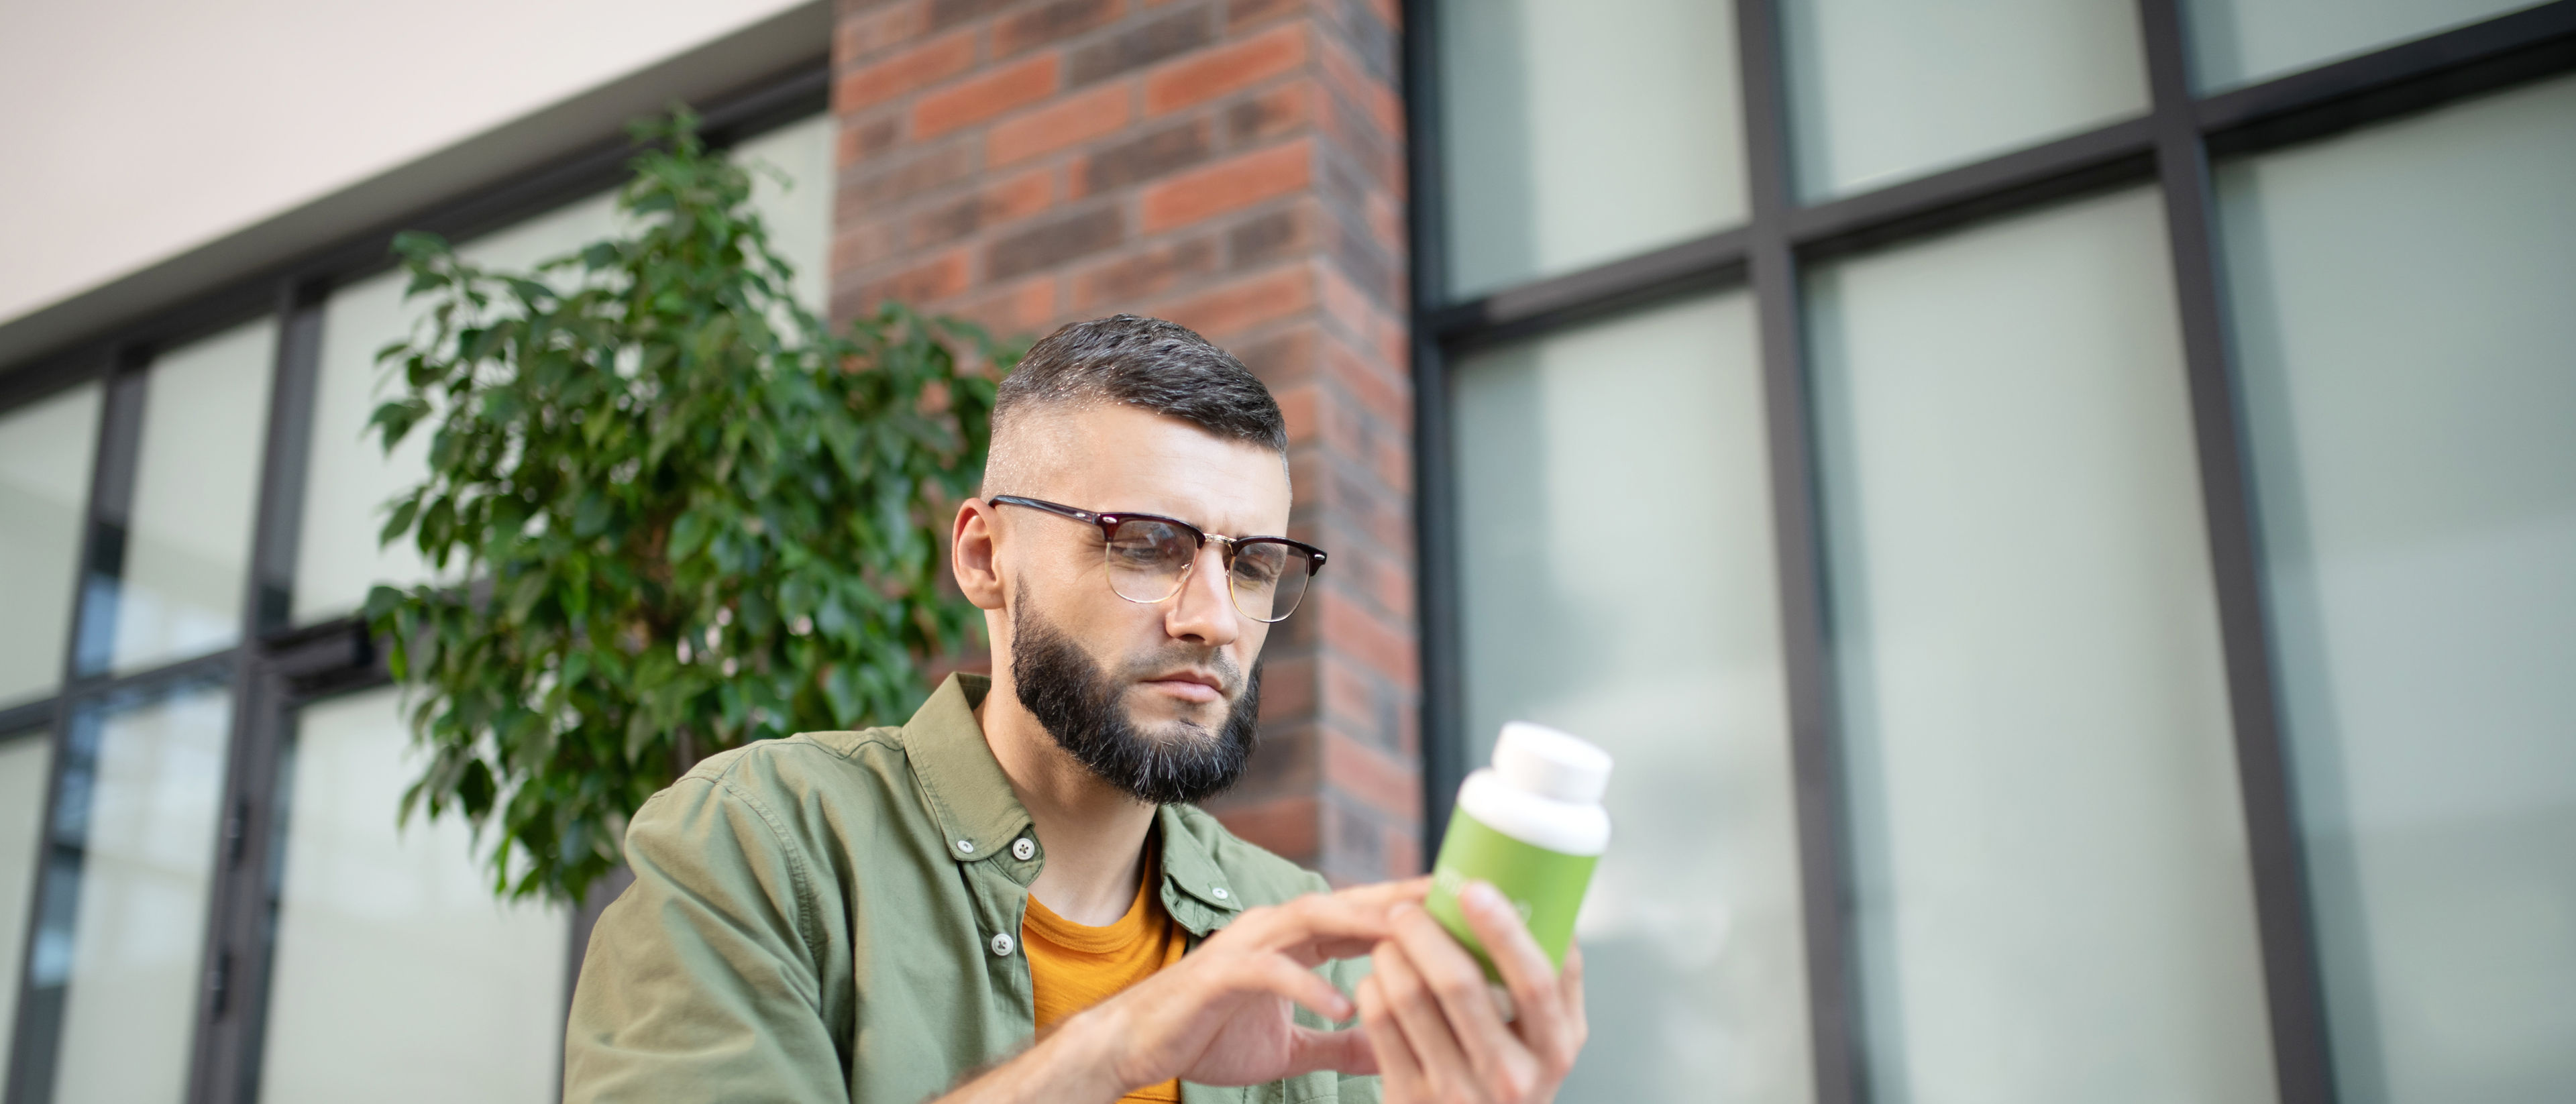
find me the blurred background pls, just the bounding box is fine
[0,1,2569,1103]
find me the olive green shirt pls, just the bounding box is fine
[564,673,1380,1104]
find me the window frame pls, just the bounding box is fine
[0,60,828,1104]
[1401,4,2576,1104]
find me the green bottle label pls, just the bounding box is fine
[1423,810,1598,982]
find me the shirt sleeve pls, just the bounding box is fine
[562,774,847,1104]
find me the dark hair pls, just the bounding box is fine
[993,315,1287,453]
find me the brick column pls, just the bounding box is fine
[828,0,1418,884]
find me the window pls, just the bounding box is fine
[1416,3,2576,1103]
[0,87,832,1102]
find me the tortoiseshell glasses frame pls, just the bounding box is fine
[989,495,1328,624]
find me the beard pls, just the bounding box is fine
[1009,590,1261,806]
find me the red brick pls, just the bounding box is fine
[947,278,1059,338]
[995,0,1124,56]
[1222,80,1315,147]
[908,168,1053,247]
[1146,25,1308,115]
[831,219,902,276]
[913,54,1061,139]
[1073,121,1211,197]
[987,82,1133,166]
[1324,334,1405,429]
[1226,0,1303,33]
[1068,236,1220,312]
[1140,140,1311,233]
[1313,258,1373,339]
[837,1,928,62]
[1208,794,1318,863]
[1316,33,1402,141]
[1157,264,1313,339]
[1249,655,1311,728]
[838,113,904,167]
[1272,381,1320,445]
[834,31,976,112]
[847,248,971,313]
[1326,730,1419,820]
[1318,591,1415,685]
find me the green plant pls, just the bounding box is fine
[364,110,1018,904]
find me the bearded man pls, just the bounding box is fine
[564,315,1588,1104]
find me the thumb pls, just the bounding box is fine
[1286,1026,1380,1077]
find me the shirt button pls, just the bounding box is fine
[989,932,1014,957]
[1012,838,1035,861]
[955,839,975,854]
[1211,886,1229,900]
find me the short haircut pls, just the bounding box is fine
[983,315,1287,494]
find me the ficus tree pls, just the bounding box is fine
[364,110,1020,904]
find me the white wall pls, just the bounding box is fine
[0,0,822,351]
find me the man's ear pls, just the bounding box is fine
[953,499,1007,610]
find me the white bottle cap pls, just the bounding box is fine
[1491,721,1612,805]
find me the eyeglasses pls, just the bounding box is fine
[989,495,1327,624]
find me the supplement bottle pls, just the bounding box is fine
[1423,720,1611,982]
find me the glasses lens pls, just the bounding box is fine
[1228,540,1317,623]
[1105,517,1197,603]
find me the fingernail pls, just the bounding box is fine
[1464,881,1506,913]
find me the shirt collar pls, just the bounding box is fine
[902,673,1247,922]
[903,673,1034,864]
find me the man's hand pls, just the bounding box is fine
[1354,881,1589,1104]
[940,878,1427,1104]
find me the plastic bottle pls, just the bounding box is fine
[1423,720,1611,983]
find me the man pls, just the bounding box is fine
[565,316,1587,1103]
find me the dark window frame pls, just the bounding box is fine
[0,60,827,1104]
[1401,4,2576,1104]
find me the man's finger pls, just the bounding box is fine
[1371,934,1479,1097]
[1287,1026,1379,1078]
[1457,881,1574,1064]
[1388,901,1521,1083]
[1222,954,1356,1023]
[1356,973,1428,1099]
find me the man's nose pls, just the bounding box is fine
[1164,541,1241,647]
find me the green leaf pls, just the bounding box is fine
[359,107,1020,905]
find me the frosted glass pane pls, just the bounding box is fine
[2216,74,2576,1104]
[1452,295,1812,1104]
[1784,0,2149,199]
[109,320,274,673]
[737,113,837,312]
[2188,0,2543,90]
[292,190,619,622]
[47,683,232,1104]
[1807,188,2274,1104]
[257,689,567,1104]
[0,384,99,706]
[1439,0,1748,298]
[0,732,52,1061]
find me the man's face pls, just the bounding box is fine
[994,404,1293,804]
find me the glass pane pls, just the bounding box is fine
[1807,188,2275,1103]
[109,320,275,673]
[736,113,837,312]
[1438,0,1748,298]
[2216,74,2576,1103]
[256,688,566,1104]
[36,681,233,1104]
[1783,0,2149,200]
[1452,294,1813,1104]
[292,192,620,623]
[2188,0,2544,90]
[0,731,54,1062]
[0,384,101,706]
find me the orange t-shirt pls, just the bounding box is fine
[1022,861,1189,1103]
